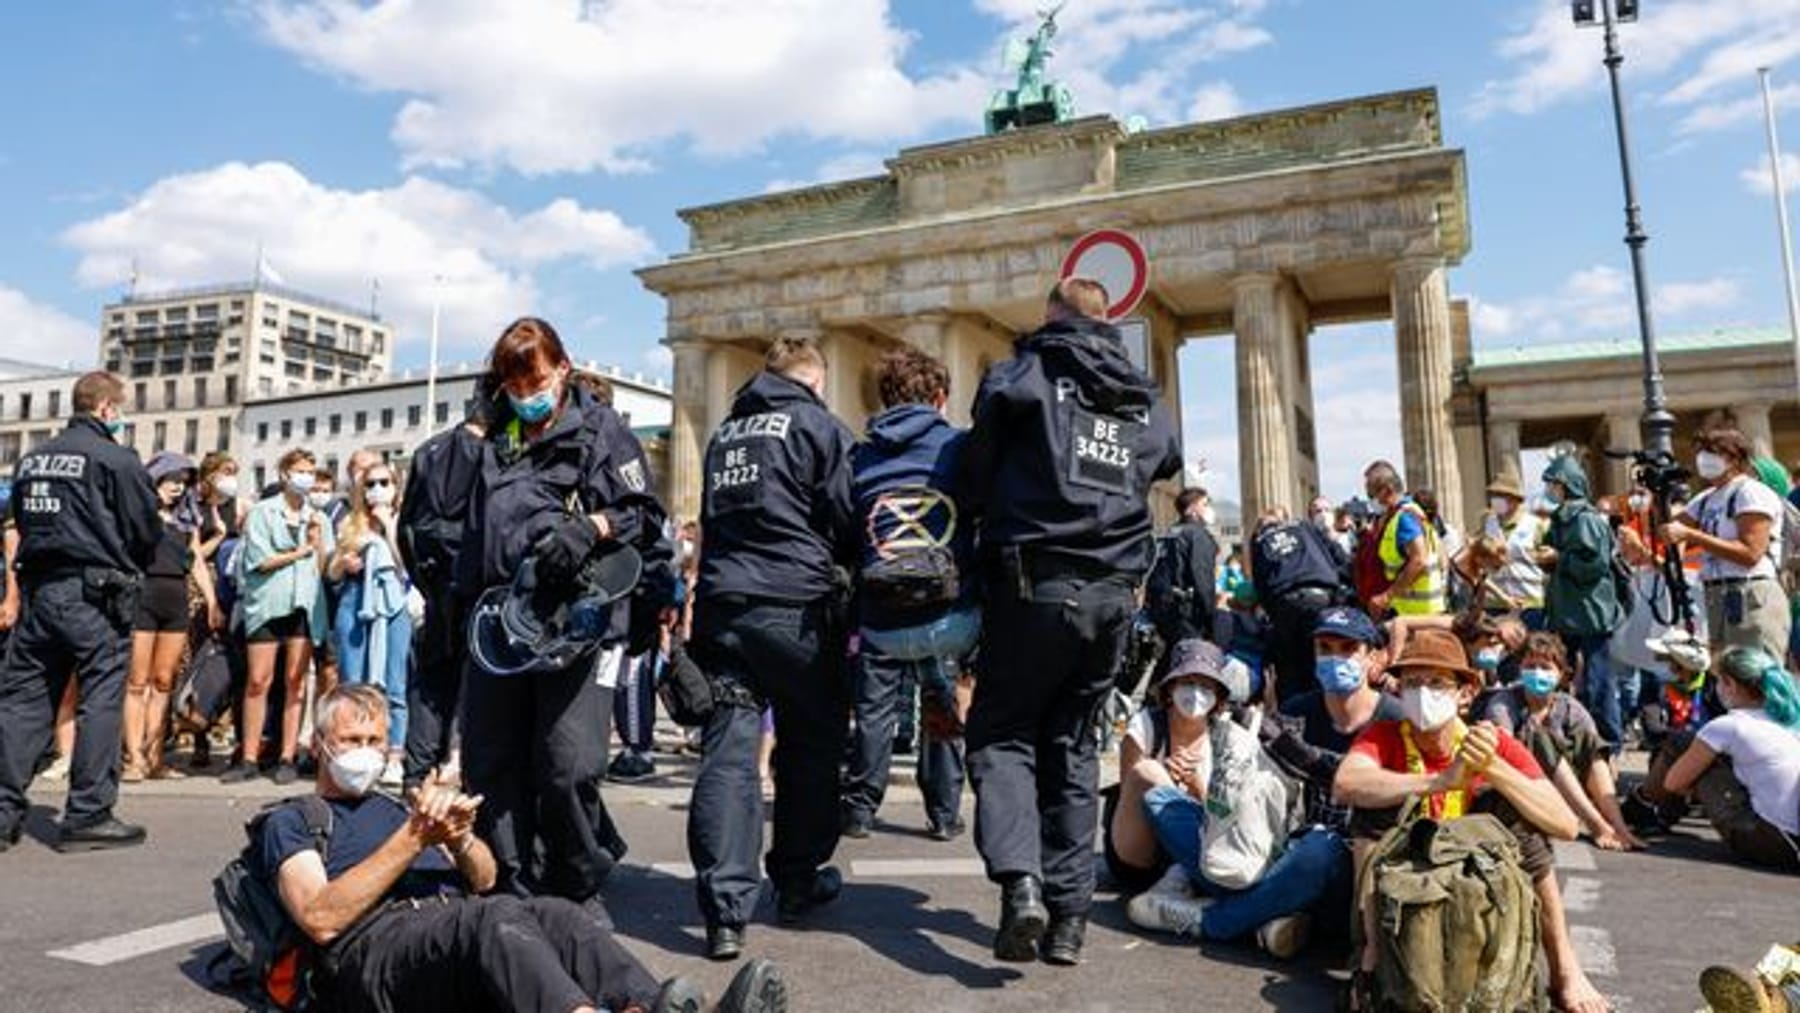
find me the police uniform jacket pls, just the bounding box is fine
[959,316,1183,577]
[698,370,857,603]
[851,403,974,630]
[398,422,485,589]
[1250,520,1349,599]
[458,384,662,640]
[11,415,160,578]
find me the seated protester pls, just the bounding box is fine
[1112,640,1316,957]
[264,685,785,1013]
[1475,633,1645,851]
[1333,629,1608,1013]
[1643,647,1800,873]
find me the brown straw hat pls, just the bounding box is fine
[1485,471,1525,500]
[1386,628,1481,685]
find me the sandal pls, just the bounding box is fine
[148,764,189,781]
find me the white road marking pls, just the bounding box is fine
[850,858,986,878]
[650,861,696,878]
[1560,876,1600,914]
[46,914,223,967]
[1569,925,1618,978]
[1552,840,1597,871]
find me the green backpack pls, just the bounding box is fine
[1355,801,1546,1012]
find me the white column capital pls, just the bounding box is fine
[1392,254,1447,284]
[1229,272,1282,297]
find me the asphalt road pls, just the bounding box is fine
[0,749,1793,1012]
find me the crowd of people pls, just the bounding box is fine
[0,278,1795,1011]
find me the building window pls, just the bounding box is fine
[254,465,266,491]
[0,395,7,420]
[355,411,367,433]
[133,383,146,412]
[226,376,239,405]
[183,419,199,455]
[19,392,32,420]
[194,377,208,407]
[329,414,341,436]
[380,407,394,430]
[257,377,273,396]
[152,421,167,451]
[0,433,18,464]
[435,401,450,425]
[121,423,135,447]
[163,379,177,410]
[304,417,316,438]
[47,391,60,418]
[280,419,292,440]
[28,428,52,450]
[216,416,231,452]
[257,422,269,443]
[407,404,422,428]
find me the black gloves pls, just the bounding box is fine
[536,515,599,582]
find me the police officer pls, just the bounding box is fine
[686,336,858,961]
[1249,506,1350,704]
[959,278,1183,965]
[458,318,664,906]
[0,371,161,852]
[395,379,494,789]
[1145,486,1221,649]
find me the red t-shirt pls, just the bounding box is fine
[1349,719,1544,817]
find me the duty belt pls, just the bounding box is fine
[994,545,1131,588]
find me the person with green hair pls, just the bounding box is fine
[1645,646,1800,873]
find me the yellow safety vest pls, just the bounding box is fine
[1379,501,1445,615]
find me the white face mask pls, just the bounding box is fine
[1489,496,1514,517]
[365,484,396,507]
[326,744,386,796]
[213,475,240,500]
[1199,505,1218,527]
[1695,451,1728,481]
[1171,682,1216,719]
[1401,685,1460,732]
[308,490,334,510]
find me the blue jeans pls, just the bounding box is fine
[845,610,977,830]
[336,581,413,749]
[1142,785,1351,942]
[1564,633,1621,753]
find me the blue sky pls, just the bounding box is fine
[3,1,1798,502]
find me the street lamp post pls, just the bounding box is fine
[1574,0,1675,465]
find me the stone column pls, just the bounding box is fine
[668,340,713,522]
[1485,419,1522,488]
[1233,273,1293,523]
[1392,256,1465,531]
[1739,402,1775,458]
[1602,413,1642,498]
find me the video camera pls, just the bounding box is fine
[1604,446,1696,629]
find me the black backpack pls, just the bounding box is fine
[1145,531,1197,633]
[859,485,960,617]
[211,796,333,1011]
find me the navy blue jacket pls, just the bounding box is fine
[851,404,973,630]
[12,415,161,577]
[698,371,857,603]
[1250,520,1349,599]
[959,317,1183,577]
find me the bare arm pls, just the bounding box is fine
[276,820,435,946]
[1479,752,1579,839]
[1332,750,1440,809]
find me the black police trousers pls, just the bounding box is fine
[1265,586,1336,704]
[402,588,466,788]
[320,894,659,1013]
[686,596,847,929]
[463,648,623,903]
[965,572,1133,918]
[0,575,132,831]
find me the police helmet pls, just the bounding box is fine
[469,539,644,676]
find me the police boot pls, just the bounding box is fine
[775,865,842,925]
[993,873,1048,962]
[719,957,789,1013]
[1041,914,1085,966]
[0,820,20,853]
[56,816,146,853]
[705,924,744,962]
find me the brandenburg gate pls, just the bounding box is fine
[639,87,1473,530]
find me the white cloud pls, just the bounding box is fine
[1188,20,1272,62]
[61,162,655,355]
[1470,262,1743,344]
[1186,81,1244,122]
[764,150,890,194]
[1471,0,1800,120]
[1675,82,1800,134]
[1741,150,1800,193]
[255,0,989,176]
[0,285,95,365]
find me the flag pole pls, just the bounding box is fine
[426,275,442,432]
[1759,66,1800,401]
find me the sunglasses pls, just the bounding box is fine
[365,478,393,489]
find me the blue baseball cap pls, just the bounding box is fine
[1312,606,1384,646]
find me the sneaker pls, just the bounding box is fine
[218,761,260,784]
[39,753,71,783]
[1125,867,1207,938]
[0,821,21,853]
[270,762,300,786]
[650,975,705,1013]
[928,817,966,842]
[840,810,873,840]
[719,957,788,1013]
[1256,913,1311,959]
[606,751,657,784]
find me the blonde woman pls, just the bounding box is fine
[327,459,411,786]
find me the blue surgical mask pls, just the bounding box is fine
[286,472,316,496]
[104,414,125,437]
[508,384,558,424]
[1474,647,1503,673]
[1520,667,1560,698]
[1315,655,1364,695]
